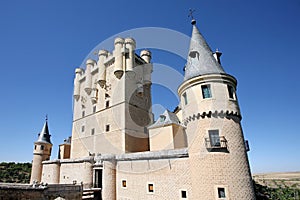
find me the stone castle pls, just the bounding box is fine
[30,19,256,199]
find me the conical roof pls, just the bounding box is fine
[184,20,225,80]
[36,118,52,144]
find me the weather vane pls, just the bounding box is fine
[46,114,48,121]
[188,8,196,20]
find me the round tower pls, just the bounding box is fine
[30,117,53,184]
[178,19,255,199]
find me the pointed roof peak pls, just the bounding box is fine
[36,117,52,144]
[184,18,225,80]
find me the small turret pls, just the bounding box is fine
[125,38,136,75]
[140,50,151,64]
[73,68,83,101]
[113,37,125,79]
[30,117,53,184]
[97,50,109,88]
[84,59,96,94]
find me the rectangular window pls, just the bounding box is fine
[82,111,85,117]
[91,128,95,135]
[93,106,96,113]
[183,92,188,105]
[106,101,110,108]
[148,183,154,193]
[218,187,226,198]
[181,190,187,198]
[227,85,235,99]
[40,145,44,150]
[209,130,220,147]
[81,125,85,132]
[106,125,110,132]
[122,180,127,188]
[201,84,212,99]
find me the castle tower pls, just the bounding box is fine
[30,118,52,184]
[70,38,153,158]
[178,19,256,199]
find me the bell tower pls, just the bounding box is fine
[178,19,256,199]
[30,117,52,184]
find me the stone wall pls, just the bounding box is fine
[0,183,82,200]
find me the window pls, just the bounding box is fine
[81,125,85,132]
[201,84,212,99]
[91,128,95,135]
[218,187,226,198]
[209,130,220,147]
[106,125,110,132]
[93,106,96,113]
[159,115,166,122]
[106,101,110,108]
[181,190,187,198]
[40,145,44,150]
[148,183,154,193]
[82,111,85,117]
[34,145,37,150]
[227,85,235,99]
[182,92,188,105]
[122,180,127,188]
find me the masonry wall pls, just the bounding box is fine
[116,157,192,199]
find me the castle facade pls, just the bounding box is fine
[30,19,256,199]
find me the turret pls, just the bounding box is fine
[140,50,151,64]
[84,59,96,94]
[73,68,83,101]
[97,50,109,88]
[177,19,255,199]
[140,50,152,86]
[124,37,136,75]
[30,117,53,184]
[113,37,125,79]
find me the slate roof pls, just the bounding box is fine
[36,119,52,144]
[184,19,225,81]
[148,110,181,129]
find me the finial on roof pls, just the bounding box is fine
[45,114,48,122]
[188,8,196,25]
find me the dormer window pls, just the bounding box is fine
[201,84,212,99]
[159,115,166,122]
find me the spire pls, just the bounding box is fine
[184,19,225,80]
[36,116,52,144]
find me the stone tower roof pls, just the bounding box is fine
[36,118,52,144]
[184,19,225,80]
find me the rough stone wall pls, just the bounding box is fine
[0,184,82,200]
[116,157,192,199]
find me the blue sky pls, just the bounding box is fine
[0,0,299,173]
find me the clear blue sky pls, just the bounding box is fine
[0,0,299,173]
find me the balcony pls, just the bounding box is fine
[205,136,228,152]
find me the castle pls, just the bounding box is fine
[30,19,256,199]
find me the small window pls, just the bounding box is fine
[82,111,85,117]
[81,125,85,132]
[40,145,44,150]
[122,180,127,188]
[106,125,110,132]
[106,101,110,108]
[209,130,220,147]
[91,128,95,135]
[227,85,235,99]
[182,92,188,105]
[181,190,187,198]
[201,84,212,99]
[93,106,96,113]
[218,187,226,198]
[148,183,154,193]
[159,115,166,122]
[34,145,37,150]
